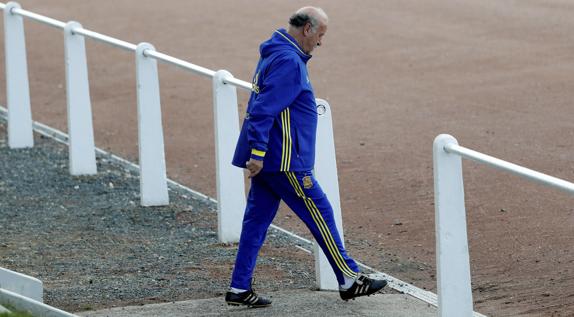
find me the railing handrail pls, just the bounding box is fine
[12,7,66,28]
[444,143,574,195]
[144,49,216,80]
[72,27,137,52]
[1,3,253,91]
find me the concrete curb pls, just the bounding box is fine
[0,267,43,302]
[77,291,437,317]
[0,289,78,317]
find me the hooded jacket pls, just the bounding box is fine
[232,28,317,172]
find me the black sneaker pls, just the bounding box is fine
[339,273,388,301]
[225,289,272,308]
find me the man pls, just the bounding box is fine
[225,7,387,307]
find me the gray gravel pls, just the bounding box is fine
[0,123,320,313]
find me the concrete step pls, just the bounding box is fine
[77,290,437,317]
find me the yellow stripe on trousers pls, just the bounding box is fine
[280,109,292,171]
[286,172,356,277]
[286,172,355,277]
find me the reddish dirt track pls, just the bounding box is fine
[1,1,574,316]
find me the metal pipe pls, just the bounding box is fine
[144,50,252,91]
[1,2,253,90]
[444,143,574,195]
[144,49,216,78]
[222,76,252,91]
[11,7,66,29]
[72,27,137,52]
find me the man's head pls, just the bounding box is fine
[287,7,328,55]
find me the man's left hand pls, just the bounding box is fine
[246,159,263,178]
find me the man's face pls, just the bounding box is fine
[302,22,327,54]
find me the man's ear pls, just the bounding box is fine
[304,23,312,36]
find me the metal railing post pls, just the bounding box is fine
[64,21,97,175]
[212,70,246,243]
[4,2,33,148]
[433,134,473,317]
[313,99,345,290]
[135,43,169,206]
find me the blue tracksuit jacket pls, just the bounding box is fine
[232,28,317,171]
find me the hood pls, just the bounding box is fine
[259,28,312,63]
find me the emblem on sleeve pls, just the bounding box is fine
[303,176,313,189]
[252,71,260,94]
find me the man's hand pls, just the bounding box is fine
[246,159,263,178]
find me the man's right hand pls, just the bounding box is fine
[246,159,263,178]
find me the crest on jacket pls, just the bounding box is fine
[252,72,260,94]
[303,176,313,189]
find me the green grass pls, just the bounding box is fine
[0,312,34,317]
[0,304,34,317]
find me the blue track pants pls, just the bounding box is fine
[230,170,359,290]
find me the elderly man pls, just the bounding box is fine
[225,7,387,307]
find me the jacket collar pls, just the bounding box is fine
[274,28,312,62]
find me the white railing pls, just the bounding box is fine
[0,267,77,316]
[0,267,42,302]
[0,1,344,290]
[433,134,574,316]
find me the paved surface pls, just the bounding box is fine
[77,291,436,317]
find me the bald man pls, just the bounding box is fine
[226,7,387,307]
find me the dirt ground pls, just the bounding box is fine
[1,1,574,316]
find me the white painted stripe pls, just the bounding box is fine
[270,225,313,245]
[294,245,312,254]
[0,107,487,317]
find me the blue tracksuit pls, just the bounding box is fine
[230,29,359,290]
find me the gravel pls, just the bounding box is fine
[0,123,316,313]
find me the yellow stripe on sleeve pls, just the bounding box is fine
[281,111,287,171]
[251,149,266,157]
[285,108,292,171]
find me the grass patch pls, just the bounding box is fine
[0,304,34,317]
[0,312,34,317]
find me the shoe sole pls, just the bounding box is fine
[341,281,388,301]
[226,301,271,308]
